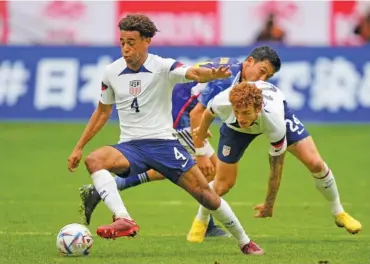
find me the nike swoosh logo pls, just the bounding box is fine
[297,128,305,135]
[181,159,189,168]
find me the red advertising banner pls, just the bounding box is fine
[330,0,369,45]
[117,1,219,45]
[0,1,8,44]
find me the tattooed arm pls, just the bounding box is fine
[254,136,287,218]
[265,152,286,208]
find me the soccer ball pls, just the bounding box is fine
[56,223,93,256]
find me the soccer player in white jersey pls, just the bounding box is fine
[187,81,362,242]
[67,14,264,255]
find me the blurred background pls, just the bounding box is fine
[0,0,370,122]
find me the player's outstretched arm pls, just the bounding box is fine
[190,104,207,148]
[68,103,112,172]
[185,65,231,83]
[193,108,214,145]
[254,147,286,218]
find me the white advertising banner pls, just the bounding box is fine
[219,0,330,46]
[7,1,116,45]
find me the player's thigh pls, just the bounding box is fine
[177,164,220,210]
[213,160,238,196]
[148,139,196,183]
[147,139,220,209]
[215,124,259,194]
[284,103,323,173]
[85,146,130,174]
[147,169,166,181]
[217,124,259,165]
[288,136,324,173]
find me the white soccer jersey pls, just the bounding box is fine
[100,53,191,143]
[207,81,287,152]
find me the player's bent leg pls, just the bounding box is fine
[178,165,263,255]
[213,160,238,196]
[79,169,163,226]
[84,146,139,239]
[147,169,166,181]
[288,137,362,234]
[184,137,230,238]
[115,169,165,191]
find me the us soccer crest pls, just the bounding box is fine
[129,80,141,96]
[222,145,231,156]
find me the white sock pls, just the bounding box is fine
[91,169,131,219]
[210,199,251,247]
[195,204,211,223]
[312,163,344,216]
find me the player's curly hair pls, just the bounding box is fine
[229,82,263,110]
[118,14,159,38]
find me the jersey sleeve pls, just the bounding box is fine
[198,82,225,108]
[161,58,192,84]
[206,89,232,122]
[264,102,287,156]
[99,67,115,105]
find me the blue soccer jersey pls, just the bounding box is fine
[171,82,199,129]
[197,57,242,108]
[171,57,241,130]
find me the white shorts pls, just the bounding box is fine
[175,127,215,158]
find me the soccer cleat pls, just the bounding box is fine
[334,212,362,234]
[205,225,232,238]
[241,241,264,255]
[96,217,139,239]
[79,184,102,225]
[187,218,208,243]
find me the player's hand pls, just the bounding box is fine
[211,65,232,79]
[68,148,83,172]
[196,156,215,179]
[192,127,207,143]
[253,203,273,218]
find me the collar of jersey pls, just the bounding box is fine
[118,65,152,75]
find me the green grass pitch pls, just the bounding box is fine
[0,123,369,264]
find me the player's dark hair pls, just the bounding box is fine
[118,14,159,38]
[247,46,281,73]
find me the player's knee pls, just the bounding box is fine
[149,171,165,181]
[84,153,104,174]
[307,158,325,174]
[214,180,234,196]
[196,188,220,210]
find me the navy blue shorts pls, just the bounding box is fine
[111,139,195,183]
[218,101,310,164]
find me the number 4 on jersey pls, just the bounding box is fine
[131,98,140,112]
